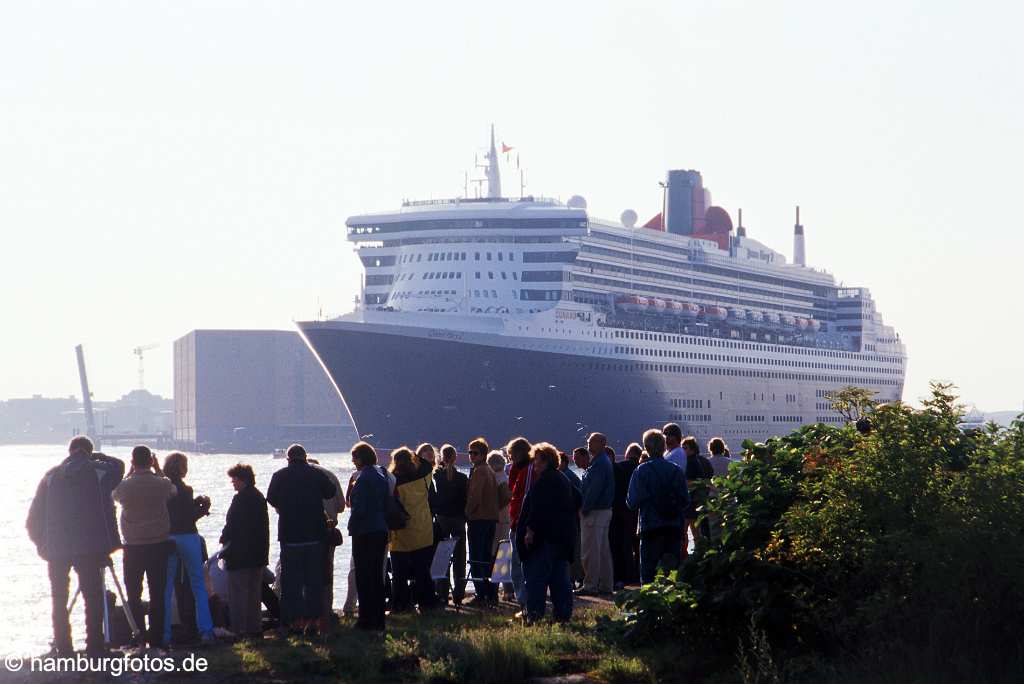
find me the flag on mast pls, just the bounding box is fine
[502,142,514,154]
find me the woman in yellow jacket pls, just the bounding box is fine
[389,447,438,612]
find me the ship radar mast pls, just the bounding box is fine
[486,124,502,198]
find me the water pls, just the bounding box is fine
[0,444,360,656]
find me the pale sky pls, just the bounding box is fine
[2,1,1022,412]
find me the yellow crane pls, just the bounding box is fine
[133,343,159,391]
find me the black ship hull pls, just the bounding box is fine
[297,321,669,452]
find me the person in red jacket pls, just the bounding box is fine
[505,436,536,606]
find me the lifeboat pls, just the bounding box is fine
[765,312,781,326]
[795,317,809,330]
[781,314,797,327]
[747,310,765,324]
[650,298,667,312]
[728,307,747,322]
[666,301,685,316]
[702,305,728,322]
[808,320,822,332]
[615,295,649,314]
[680,302,700,318]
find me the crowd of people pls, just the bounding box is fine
[26,424,732,653]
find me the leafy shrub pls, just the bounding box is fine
[615,384,1024,680]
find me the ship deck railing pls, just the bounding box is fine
[599,314,858,352]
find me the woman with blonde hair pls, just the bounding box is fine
[162,452,215,644]
[389,447,437,612]
[488,450,513,557]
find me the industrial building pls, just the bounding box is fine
[173,330,357,453]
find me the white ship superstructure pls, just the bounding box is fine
[299,129,906,450]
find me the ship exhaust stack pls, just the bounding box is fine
[793,205,806,266]
[664,169,703,236]
[737,208,746,237]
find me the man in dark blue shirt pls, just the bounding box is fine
[627,430,690,584]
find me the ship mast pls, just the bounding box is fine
[486,124,501,198]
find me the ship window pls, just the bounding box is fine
[487,252,492,260]
[512,272,517,280]
[474,290,480,297]
[417,254,422,262]
[498,252,504,261]
[488,272,494,279]
[509,252,514,261]
[475,252,480,260]
[457,273,462,279]
[475,272,480,279]
[491,290,497,297]
[501,272,507,280]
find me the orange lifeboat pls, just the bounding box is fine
[615,295,649,314]
[702,305,728,322]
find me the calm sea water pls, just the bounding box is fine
[0,444,361,656]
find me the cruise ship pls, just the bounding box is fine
[298,128,906,451]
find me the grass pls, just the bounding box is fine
[199,604,663,684]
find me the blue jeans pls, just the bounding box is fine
[164,533,214,643]
[510,530,526,605]
[638,526,683,584]
[467,520,497,600]
[523,542,572,622]
[280,542,324,626]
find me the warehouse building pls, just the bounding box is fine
[173,329,357,453]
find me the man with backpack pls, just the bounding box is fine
[626,429,691,584]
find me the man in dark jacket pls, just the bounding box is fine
[221,463,269,637]
[610,443,642,588]
[266,444,336,632]
[429,444,468,604]
[627,430,691,584]
[26,436,125,656]
[516,443,579,624]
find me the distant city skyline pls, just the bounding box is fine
[3,1,1022,412]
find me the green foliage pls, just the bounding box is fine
[614,383,1024,680]
[825,385,878,422]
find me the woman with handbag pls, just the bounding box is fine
[388,447,438,612]
[220,463,270,637]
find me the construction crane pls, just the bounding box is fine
[75,344,100,449]
[133,343,158,391]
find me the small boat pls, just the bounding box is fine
[272,448,286,459]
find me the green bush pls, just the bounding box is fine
[615,384,1024,680]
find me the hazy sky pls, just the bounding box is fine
[2,1,1022,411]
